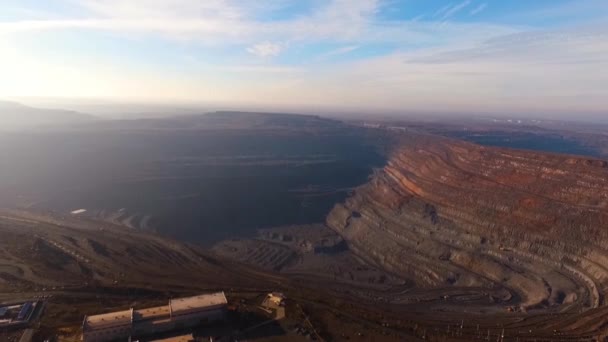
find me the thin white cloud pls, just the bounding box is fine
[434,3,454,18]
[319,45,360,59]
[0,0,378,44]
[470,3,488,16]
[0,2,517,49]
[411,25,608,66]
[2,23,607,116]
[442,0,472,20]
[0,18,247,38]
[411,14,425,22]
[246,42,284,57]
[215,65,304,74]
[1,0,607,116]
[76,0,260,21]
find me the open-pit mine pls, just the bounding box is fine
[3,112,608,341]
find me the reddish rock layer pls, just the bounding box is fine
[327,135,608,312]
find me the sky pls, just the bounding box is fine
[0,0,607,117]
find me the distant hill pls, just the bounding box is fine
[88,111,344,131]
[0,100,96,128]
[183,111,342,129]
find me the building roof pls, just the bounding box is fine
[169,292,227,315]
[84,309,133,331]
[134,305,171,321]
[83,292,227,333]
[150,334,194,342]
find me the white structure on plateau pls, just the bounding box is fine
[266,292,286,306]
[82,292,227,342]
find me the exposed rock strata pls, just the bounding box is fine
[327,135,608,312]
[212,225,407,290]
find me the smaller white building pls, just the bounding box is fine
[266,292,286,306]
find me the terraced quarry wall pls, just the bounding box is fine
[0,209,278,298]
[327,134,608,313]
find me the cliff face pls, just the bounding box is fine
[327,135,608,311]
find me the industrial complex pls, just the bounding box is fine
[0,301,40,330]
[82,292,228,342]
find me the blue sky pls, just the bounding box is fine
[0,0,607,116]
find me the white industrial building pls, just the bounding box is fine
[266,292,286,306]
[82,292,228,342]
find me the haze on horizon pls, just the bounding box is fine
[1,0,607,118]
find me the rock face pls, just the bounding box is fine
[327,134,608,312]
[0,209,272,294]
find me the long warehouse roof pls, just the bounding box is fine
[84,292,227,332]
